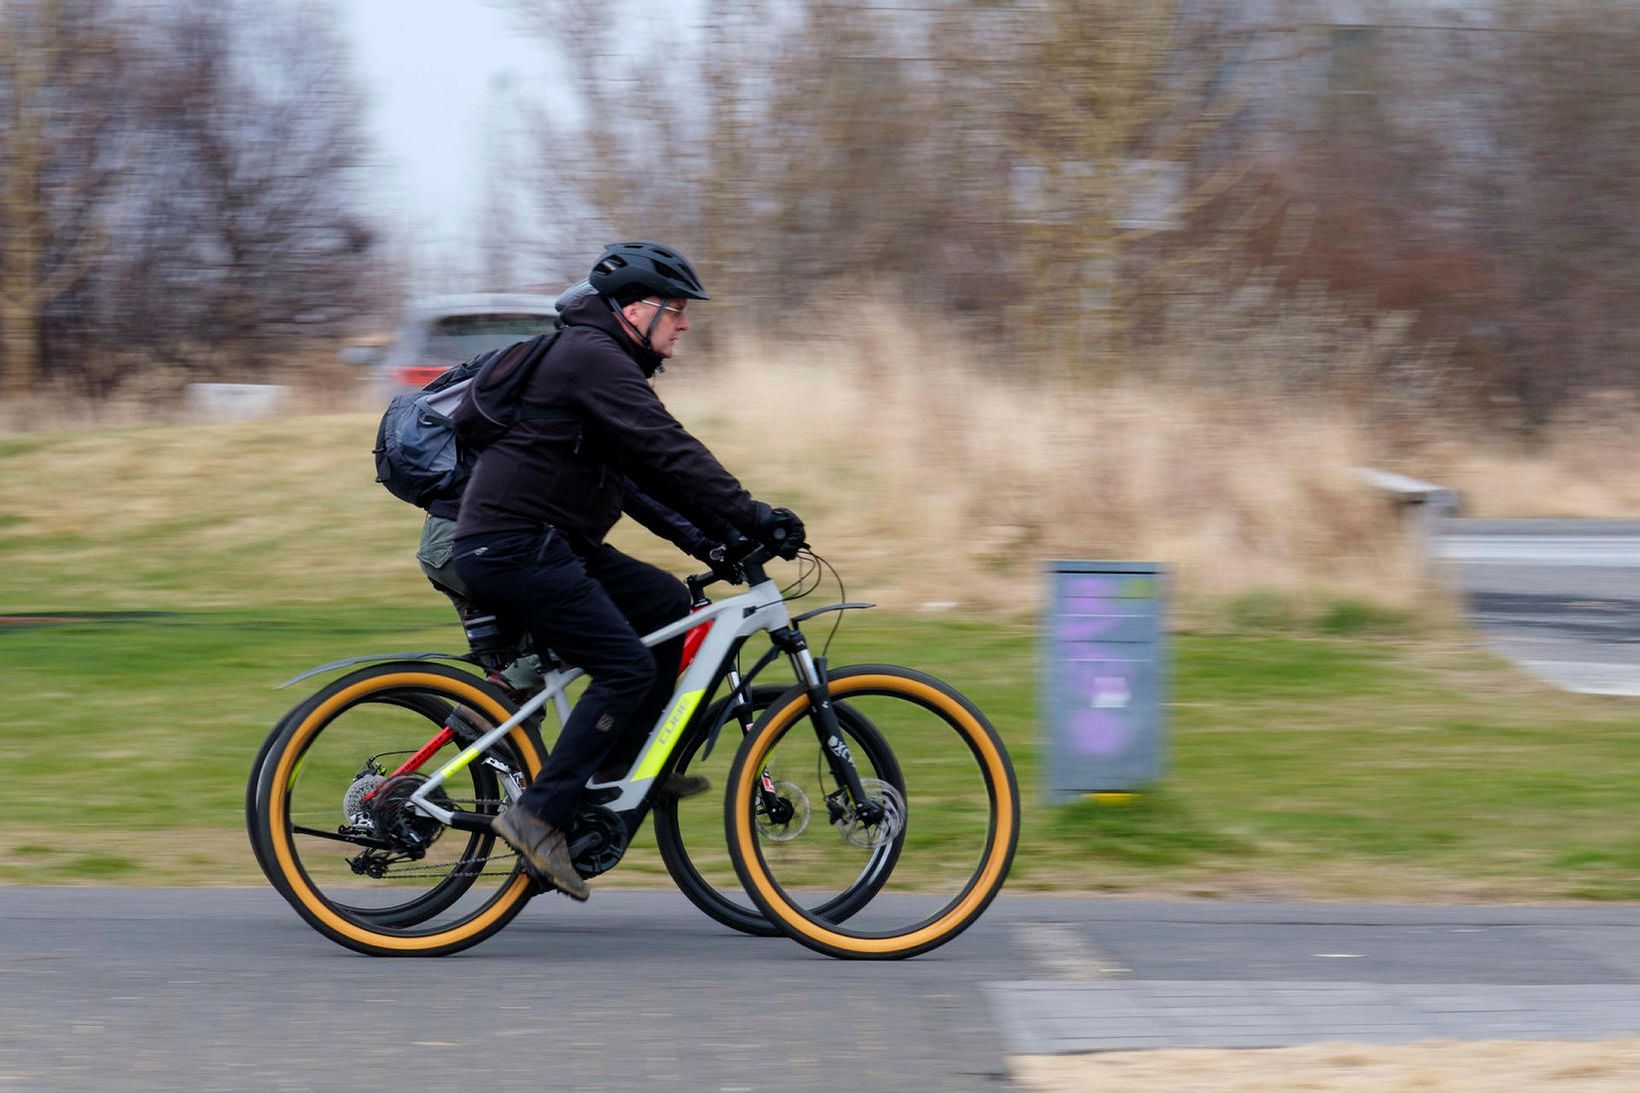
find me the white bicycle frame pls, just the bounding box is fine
[407,575,818,822]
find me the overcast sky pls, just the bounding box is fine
[340,0,565,289]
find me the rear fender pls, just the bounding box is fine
[277,651,474,690]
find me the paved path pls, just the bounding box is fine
[1436,518,1640,695]
[3,890,1638,1089]
[2,888,1014,1091]
[990,901,1640,1054]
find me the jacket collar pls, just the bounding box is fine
[560,292,666,377]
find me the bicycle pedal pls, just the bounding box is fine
[523,871,578,900]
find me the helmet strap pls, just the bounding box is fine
[607,295,667,372]
[642,302,666,344]
[607,295,649,347]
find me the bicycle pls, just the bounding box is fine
[244,669,881,938]
[247,543,1020,959]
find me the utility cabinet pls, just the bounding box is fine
[1042,561,1169,801]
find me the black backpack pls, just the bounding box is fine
[373,331,564,508]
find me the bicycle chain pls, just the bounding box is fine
[375,852,518,878]
[361,797,521,878]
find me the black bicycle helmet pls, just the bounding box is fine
[589,240,710,303]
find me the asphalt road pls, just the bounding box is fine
[1436,518,1640,695]
[4,889,1639,1090]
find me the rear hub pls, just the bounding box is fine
[364,773,454,853]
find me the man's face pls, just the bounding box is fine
[621,297,691,358]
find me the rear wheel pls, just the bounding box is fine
[251,661,543,956]
[247,700,307,882]
[247,689,476,920]
[652,684,902,936]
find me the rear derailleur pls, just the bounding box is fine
[344,772,455,875]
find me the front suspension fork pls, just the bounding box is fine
[775,628,881,823]
[710,669,796,824]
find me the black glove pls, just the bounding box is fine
[695,542,744,585]
[752,502,806,560]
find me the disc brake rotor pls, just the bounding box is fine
[756,780,811,842]
[840,778,906,849]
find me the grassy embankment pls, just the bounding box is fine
[1,328,1636,897]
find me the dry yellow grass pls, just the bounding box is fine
[1420,428,1640,518]
[666,308,1426,615]
[3,309,1634,615]
[1013,1039,1640,1091]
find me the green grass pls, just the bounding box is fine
[2,414,1637,900]
[3,605,1638,900]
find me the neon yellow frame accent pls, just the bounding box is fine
[632,688,705,780]
[436,747,482,782]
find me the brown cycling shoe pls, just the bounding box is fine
[490,805,590,901]
[660,772,710,800]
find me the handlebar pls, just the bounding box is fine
[685,537,808,599]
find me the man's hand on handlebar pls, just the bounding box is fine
[688,530,809,593]
[692,527,760,586]
[695,542,745,585]
[751,502,806,561]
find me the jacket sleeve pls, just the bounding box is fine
[571,349,762,535]
[621,478,714,558]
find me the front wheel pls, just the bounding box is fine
[725,664,1019,960]
[652,684,903,936]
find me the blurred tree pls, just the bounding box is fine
[1473,0,1640,433]
[0,0,127,399]
[505,0,1271,363]
[477,73,526,292]
[500,0,1640,430]
[1,0,380,402]
[121,0,378,380]
[1238,3,1640,434]
[998,0,1288,369]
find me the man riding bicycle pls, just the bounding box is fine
[452,240,804,900]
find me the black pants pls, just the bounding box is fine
[453,527,690,829]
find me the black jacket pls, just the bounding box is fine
[452,292,759,552]
[432,478,727,559]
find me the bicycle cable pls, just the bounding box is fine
[781,548,850,658]
[778,550,821,602]
[808,550,850,659]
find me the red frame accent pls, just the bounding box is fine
[679,617,713,671]
[363,726,455,799]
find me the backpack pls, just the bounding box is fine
[373,331,564,508]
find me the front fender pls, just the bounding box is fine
[790,601,875,625]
